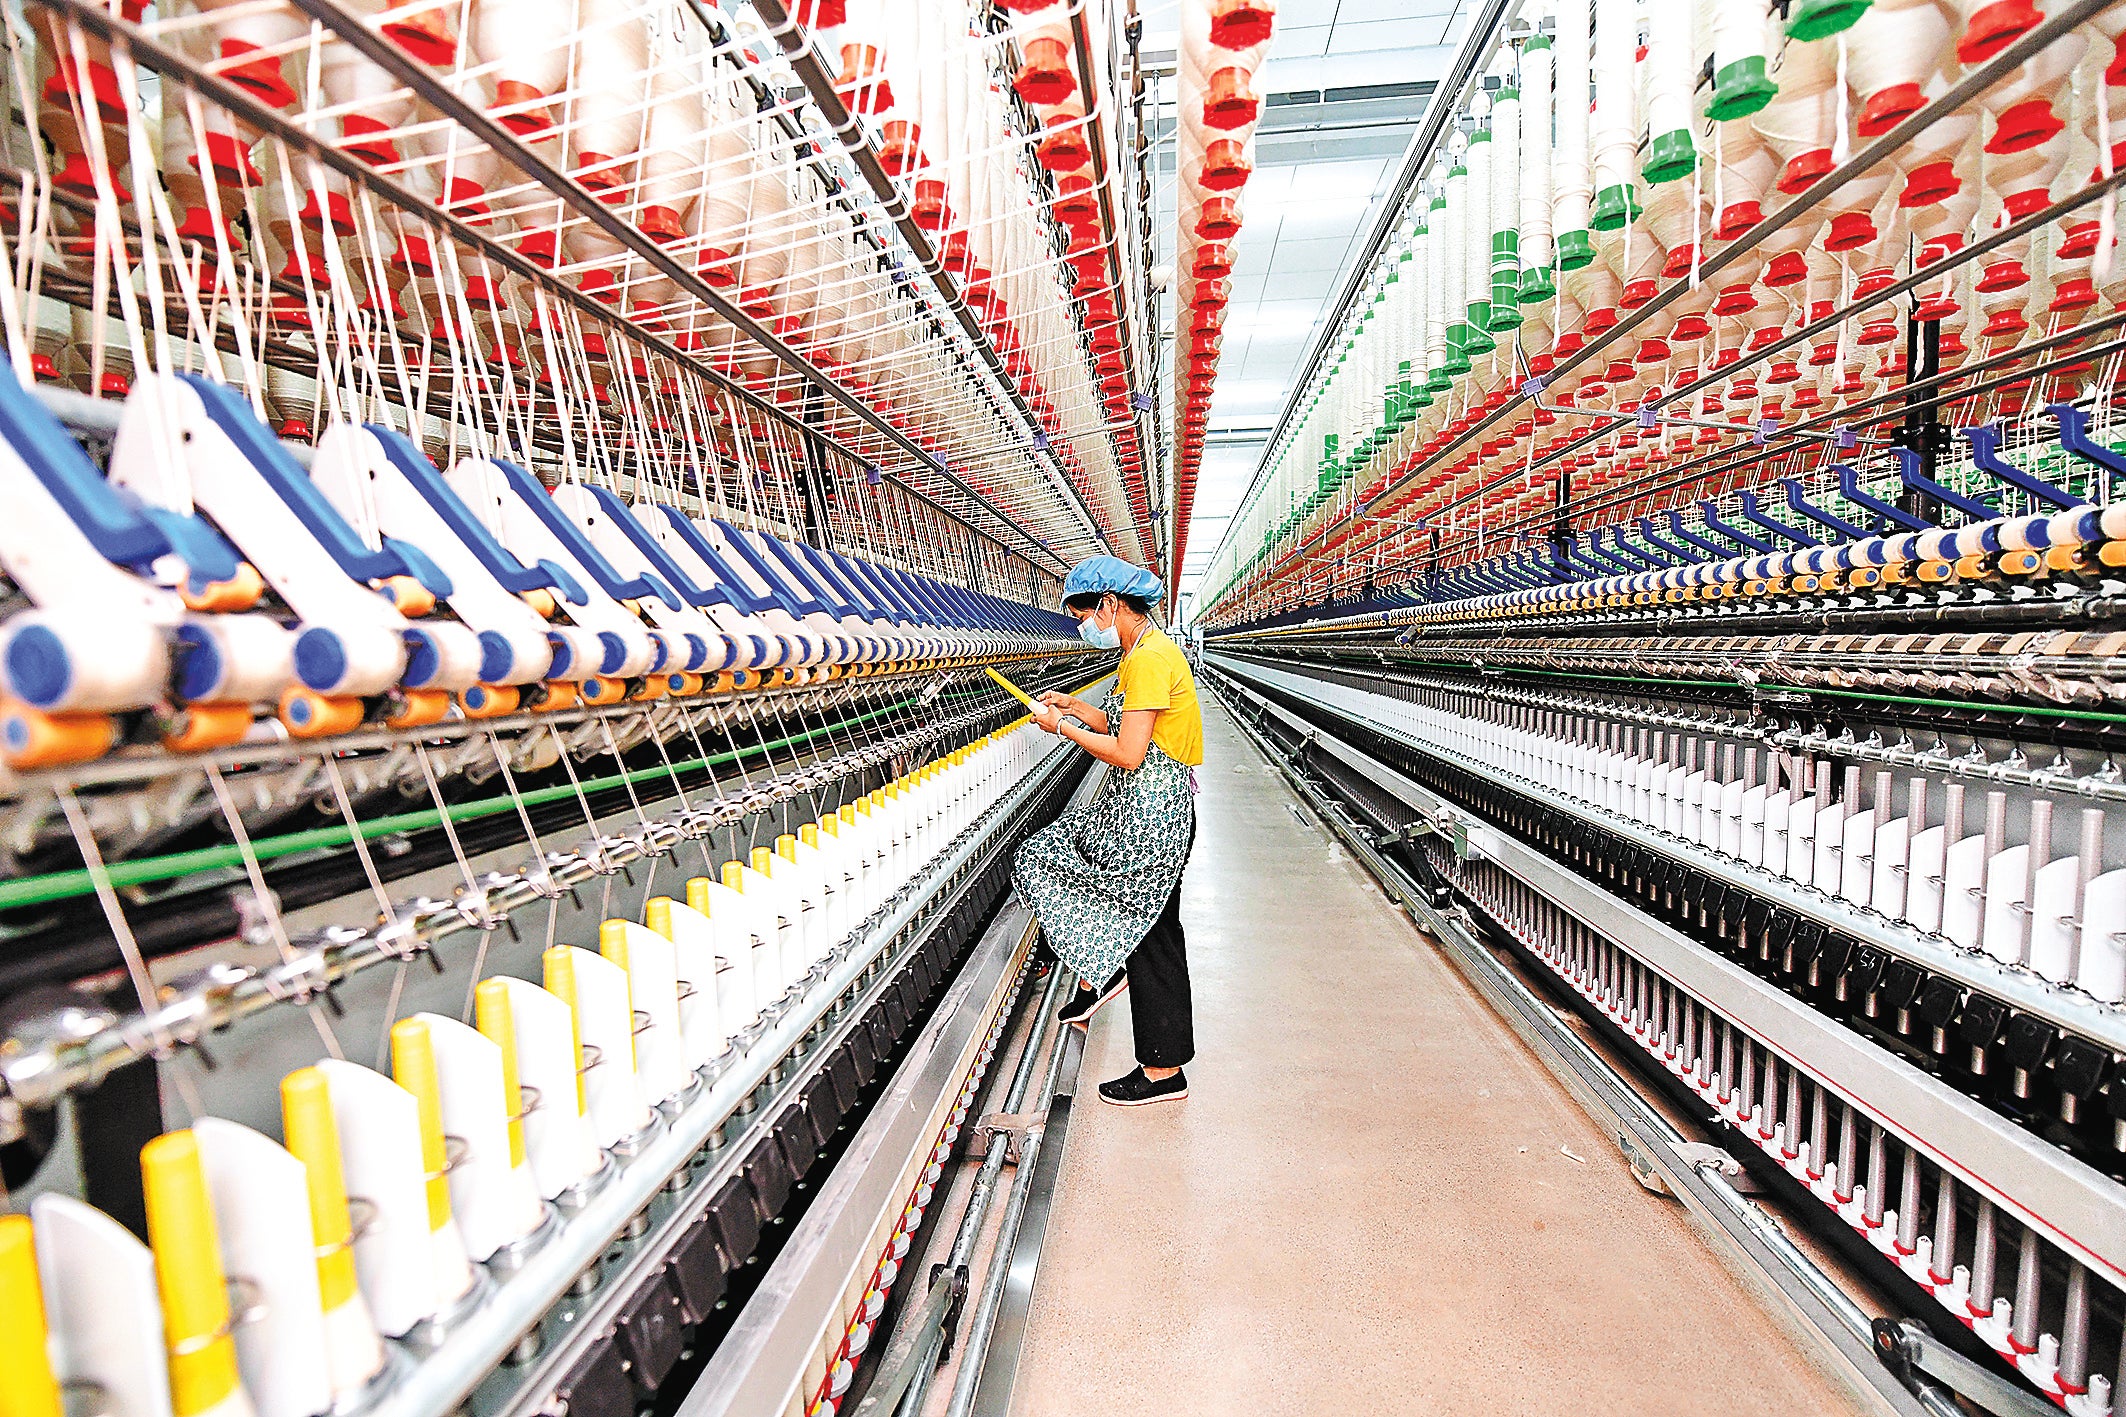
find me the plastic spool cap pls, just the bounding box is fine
[400,627,442,688]
[1707,56,1777,119]
[1590,184,1643,230]
[293,626,349,693]
[2,624,71,709]
[1957,0,2042,63]
[1643,129,1696,185]
[1785,0,1870,40]
[1517,264,1557,303]
[596,632,629,676]
[173,623,226,703]
[1556,229,1595,271]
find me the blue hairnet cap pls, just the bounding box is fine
[1061,555,1164,606]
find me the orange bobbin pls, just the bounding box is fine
[383,688,453,728]
[380,576,437,618]
[628,676,669,704]
[160,702,253,754]
[578,676,626,706]
[664,672,705,698]
[1,703,117,769]
[535,679,582,713]
[279,687,366,738]
[180,563,267,613]
[460,683,522,718]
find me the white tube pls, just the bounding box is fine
[1590,0,1641,227]
[1491,80,1523,327]
[1519,34,1556,301]
[1642,0,1699,183]
[1552,0,1595,264]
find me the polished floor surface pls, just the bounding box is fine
[1009,699,1855,1416]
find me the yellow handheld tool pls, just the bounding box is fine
[983,665,1040,711]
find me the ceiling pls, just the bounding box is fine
[1141,0,1476,619]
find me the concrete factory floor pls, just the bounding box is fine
[1008,701,1857,1416]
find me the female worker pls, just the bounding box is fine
[1012,556,1204,1107]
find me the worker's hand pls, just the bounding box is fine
[1030,702,1062,734]
[1037,689,1081,717]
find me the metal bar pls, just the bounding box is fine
[963,1023,1085,1417]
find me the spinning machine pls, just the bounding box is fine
[0,0,1163,1414]
[1196,0,2126,1413]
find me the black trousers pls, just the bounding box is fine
[1125,828,1195,1069]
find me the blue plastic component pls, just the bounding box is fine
[799,545,890,622]
[545,633,575,678]
[759,534,846,612]
[583,487,724,610]
[648,507,779,617]
[476,630,515,684]
[596,631,628,675]
[140,508,243,587]
[1603,528,1664,569]
[1836,463,1932,532]
[179,375,445,591]
[1736,490,1818,547]
[1891,446,1995,522]
[1698,500,1775,553]
[838,555,919,622]
[2052,404,2126,483]
[0,362,171,571]
[483,461,661,603]
[710,519,821,617]
[380,536,455,599]
[1664,510,1731,560]
[369,430,582,601]
[1962,423,2083,511]
[173,623,222,701]
[1777,478,1868,540]
[1636,516,1699,564]
[4,623,71,708]
[293,626,348,692]
[400,627,441,688]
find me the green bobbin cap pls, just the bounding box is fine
[1643,129,1696,185]
[1486,302,1524,333]
[1518,264,1557,304]
[1523,32,1551,50]
[1425,367,1455,392]
[1465,299,1491,329]
[1590,183,1643,231]
[1463,324,1496,356]
[1408,387,1435,411]
[1706,55,1777,119]
[1494,85,1519,102]
[1556,229,1595,271]
[1787,0,1870,37]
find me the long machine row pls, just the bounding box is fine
[1207,645,2126,1416]
[1,714,1074,1417]
[0,360,1079,777]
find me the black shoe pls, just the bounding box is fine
[1058,970,1127,1026]
[1098,1066,1188,1107]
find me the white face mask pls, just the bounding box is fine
[1078,598,1122,650]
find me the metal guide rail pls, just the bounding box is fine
[1208,652,2126,1417]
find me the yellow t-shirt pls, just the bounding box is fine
[1116,627,1203,767]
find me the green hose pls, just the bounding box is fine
[0,692,950,911]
